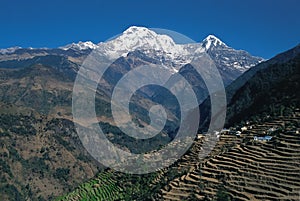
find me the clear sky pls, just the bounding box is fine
[0,0,299,59]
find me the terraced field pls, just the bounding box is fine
[160,113,300,200]
[56,171,124,201]
[57,111,300,200]
[56,167,169,201]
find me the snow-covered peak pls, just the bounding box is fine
[57,27,229,65]
[60,41,98,51]
[202,34,227,50]
[99,26,188,59]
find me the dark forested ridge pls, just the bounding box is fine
[199,44,300,131]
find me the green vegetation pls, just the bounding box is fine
[0,114,37,136]
[56,171,124,201]
[0,158,13,178]
[0,184,23,201]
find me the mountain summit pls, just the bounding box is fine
[202,34,227,50]
[97,26,188,62]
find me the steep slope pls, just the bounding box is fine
[159,112,300,200]
[226,52,300,126]
[0,65,100,200]
[0,63,170,200]
[199,44,300,131]
[58,106,300,200]
[0,112,101,200]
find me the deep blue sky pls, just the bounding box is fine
[0,0,299,59]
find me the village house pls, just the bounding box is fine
[241,126,247,131]
[254,136,273,141]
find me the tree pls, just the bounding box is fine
[216,187,231,201]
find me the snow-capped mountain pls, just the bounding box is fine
[201,35,264,84]
[97,26,201,70]
[60,41,98,51]
[0,26,263,84]
[202,34,227,50]
[63,26,263,72]
[98,26,189,61]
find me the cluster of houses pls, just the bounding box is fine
[201,121,299,144]
[201,110,300,144]
[216,123,279,142]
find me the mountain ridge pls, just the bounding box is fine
[0,26,264,87]
[198,43,300,131]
